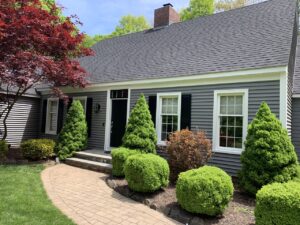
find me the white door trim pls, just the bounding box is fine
[104,89,130,152]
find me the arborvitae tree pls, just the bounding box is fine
[122,94,157,153]
[239,102,299,195]
[55,100,87,160]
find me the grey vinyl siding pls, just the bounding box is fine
[131,80,280,175]
[292,98,300,161]
[287,13,298,135]
[39,91,107,149]
[0,97,40,147]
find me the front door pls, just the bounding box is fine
[110,99,127,147]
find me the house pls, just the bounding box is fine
[4,0,298,174]
[0,88,40,147]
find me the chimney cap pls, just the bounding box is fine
[163,3,173,7]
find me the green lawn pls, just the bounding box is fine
[0,164,75,225]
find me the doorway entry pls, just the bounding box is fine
[110,90,128,147]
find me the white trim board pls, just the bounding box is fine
[212,89,248,155]
[155,92,182,145]
[37,66,287,94]
[280,71,288,128]
[104,89,130,152]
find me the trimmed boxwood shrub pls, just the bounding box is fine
[0,140,8,161]
[124,154,169,192]
[111,147,141,177]
[176,166,234,216]
[255,181,300,225]
[21,139,55,160]
[239,102,299,195]
[122,94,157,153]
[55,100,88,160]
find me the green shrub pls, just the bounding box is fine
[55,100,88,160]
[167,129,212,183]
[239,102,299,195]
[111,147,141,177]
[21,139,55,160]
[255,181,300,225]
[0,140,8,161]
[294,165,300,182]
[122,94,157,153]
[176,166,234,216]
[124,154,169,192]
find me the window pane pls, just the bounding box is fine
[228,96,235,106]
[50,101,58,112]
[220,137,227,147]
[227,138,235,148]
[228,127,235,137]
[236,96,242,104]
[220,117,227,126]
[220,96,227,105]
[228,117,235,126]
[235,117,243,126]
[235,127,243,138]
[235,104,242,114]
[220,126,227,136]
[235,138,243,148]
[50,113,57,131]
[220,105,227,114]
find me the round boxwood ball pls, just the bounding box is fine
[124,154,169,193]
[176,166,234,216]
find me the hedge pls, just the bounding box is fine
[21,139,55,160]
[124,154,169,192]
[176,166,234,216]
[255,181,300,225]
[111,147,141,177]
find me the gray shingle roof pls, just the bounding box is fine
[79,0,297,84]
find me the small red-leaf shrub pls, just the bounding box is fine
[167,129,212,182]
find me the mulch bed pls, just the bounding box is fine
[106,177,255,225]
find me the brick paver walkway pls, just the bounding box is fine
[42,164,180,225]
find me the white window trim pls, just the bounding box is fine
[213,89,248,155]
[156,92,182,145]
[73,96,87,113]
[45,98,59,135]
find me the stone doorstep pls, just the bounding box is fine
[65,158,112,174]
[74,151,112,164]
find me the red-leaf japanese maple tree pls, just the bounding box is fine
[0,0,93,140]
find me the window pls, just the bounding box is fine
[73,96,87,113]
[110,89,128,99]
[156,93,181,144]
[46,98,59,134]
[213,89,248,154]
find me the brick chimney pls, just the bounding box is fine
[154,3,180,28]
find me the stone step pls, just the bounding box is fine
[74,151,112,164]
[65,158,112,174]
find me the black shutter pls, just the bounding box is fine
[41,99,47,133]
[57,99,64,134]
[148,95,157,127]
[67,98,73,110]
[86,98,93,137]
[181,94,192,130]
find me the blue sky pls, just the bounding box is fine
[56,0,190,35]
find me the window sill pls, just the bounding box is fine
[213,147,243,155]
[157,141,167,146]
[45,131,57,135]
